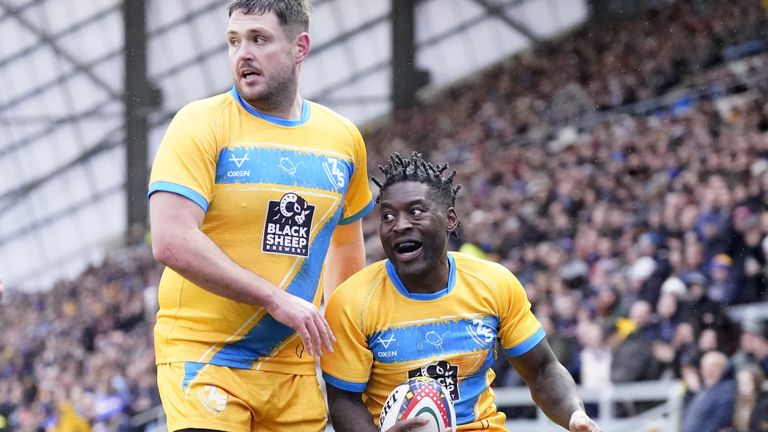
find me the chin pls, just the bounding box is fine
[390,259,428,279]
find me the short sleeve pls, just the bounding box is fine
[338,123,373,225]
[496,270,545,358]
[148,102,221,212]
[320,287,373,392]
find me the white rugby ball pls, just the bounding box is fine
[378,376,456,432]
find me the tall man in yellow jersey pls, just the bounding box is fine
[321,153,601,432]
[148,1,372,430]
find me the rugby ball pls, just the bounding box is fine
[378,377,456,432]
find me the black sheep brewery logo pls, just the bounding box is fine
[408,360,460,401]
[263,193,315,257]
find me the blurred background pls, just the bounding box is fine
[2,0,768,431]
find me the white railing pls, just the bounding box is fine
[496,380,685,432]
[131,380,685,432]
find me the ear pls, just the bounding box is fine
[445,207,459,234]
[295,32,310,64]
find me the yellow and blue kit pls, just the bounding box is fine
[148,86,373,419]
[321,252,544,431]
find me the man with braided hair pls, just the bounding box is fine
[321,152,600,431]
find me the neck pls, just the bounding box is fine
[242,93,303,120]
[400,256,450,294]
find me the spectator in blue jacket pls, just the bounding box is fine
[682,351,737,432]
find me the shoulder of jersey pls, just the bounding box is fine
[306,100,358,130]
[179,92,233,115]
[333,260,387,297]
[451,252,510,277]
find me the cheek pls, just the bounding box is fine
[378,227,388,244]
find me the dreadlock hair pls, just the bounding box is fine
[372,152,462,236]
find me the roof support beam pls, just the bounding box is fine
[123,0,151,238]
[470,0,538,43]
[0,0,121,99]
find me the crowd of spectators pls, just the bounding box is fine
[360,0,768,430]
[2,0,768,430]
[0,247,162,431]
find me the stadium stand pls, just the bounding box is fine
[2,0,768,431]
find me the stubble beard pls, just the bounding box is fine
[238,66,298,115]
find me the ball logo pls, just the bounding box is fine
[263,193,315,257]
[379,377,456,432]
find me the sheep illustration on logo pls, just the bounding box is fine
[277,193,312,225]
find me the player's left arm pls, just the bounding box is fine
[326,385,378,432]
[324,220,365,298]
[508,339,601,432]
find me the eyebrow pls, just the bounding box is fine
[380,198,428,209]
[226,27,270,37]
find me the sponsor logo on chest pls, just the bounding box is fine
[263,192,315,257]
[408,360,461,400]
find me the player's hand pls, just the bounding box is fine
[385,417,453,432]
[385,416,427,431]
[266,290,335,357]
[569,410,600,432]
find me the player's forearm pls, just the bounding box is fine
[324,221,365,294]
[152,227,280,306]
[529,360,585,429]
[327,394,377,432]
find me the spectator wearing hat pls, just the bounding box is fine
[707,254,739,305]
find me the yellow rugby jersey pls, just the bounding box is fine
[148,87,373,380]
[321,252,544,430]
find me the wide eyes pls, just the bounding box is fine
[381,208,425,223]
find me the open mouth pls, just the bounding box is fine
[240,69,261,82]
[393,240,423,254]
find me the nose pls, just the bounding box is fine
[236,41,255,61]
[392,214,412,232]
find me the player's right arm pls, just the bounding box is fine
[326,385,429,432]
[150,191,334,357]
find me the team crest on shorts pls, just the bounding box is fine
[197,385,228,414]
[263,193,315,257]
[408,360,460,400]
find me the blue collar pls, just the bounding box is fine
[229,86,310,126]
[385,254,456,300]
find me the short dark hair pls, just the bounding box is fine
[228,0,310,32]
[372,151,462,211]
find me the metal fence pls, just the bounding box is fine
[130,379,685,432]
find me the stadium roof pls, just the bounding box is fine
[0,0,586,291]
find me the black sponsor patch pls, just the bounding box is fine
[262,193,315,257]
[408,360,460,400]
